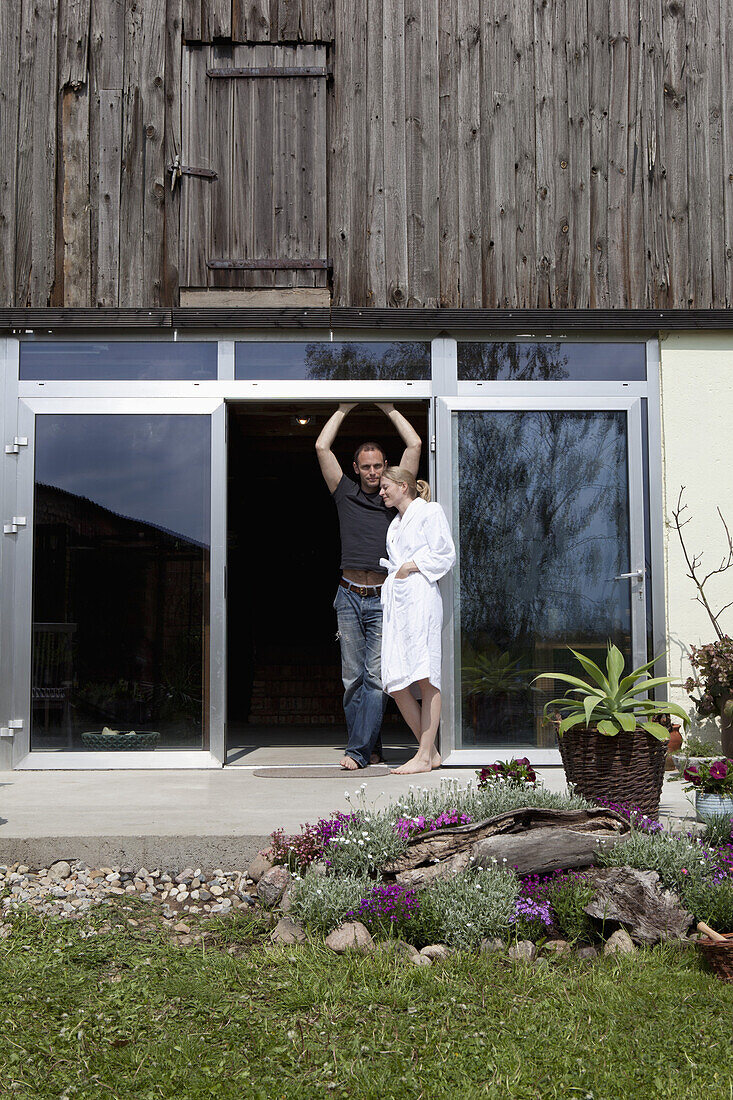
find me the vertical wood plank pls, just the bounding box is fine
[209,42,233,285]
[203,0,232,39]
[639,0,670,306]
[299,0,314,42]
[273,46,294,286]
[437,0,458,306]
[346,5,367,303]
[182,0,203,41]
[314,0,333,42]
[90,0,124,306]
[230,44,252,285]
[60,84,91,305]
[0,4,21,305]
[706,0,724,305]
[686,0,713,305]
[626,0,646,306]
[310,46,328,286]
[721,0,733,305]
[251,44,275,285]
[277,2,300,43]
[513,2,536,307]
[457,0,481,307]
[589,0,609,307]
[533,0,556,306]
[661,0,690,305]
[606,0,630,307]
[483,0,516,308]
[330,1,354,303]
[179,44,210,284]
[381,0,409,306]
[163,0,183,303]
[366,0,386,304]
[566,0,590,308]
[403,0,439,307]
[15,0,59,306]
[96,89,122,304]
[59,0,91,88]
[550,2,571,307]
[231,1,269,40]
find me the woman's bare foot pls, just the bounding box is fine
[390,755,433,775]
[340,755,360,771]
[432,751,441,770]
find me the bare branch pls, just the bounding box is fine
[669,486,730,639]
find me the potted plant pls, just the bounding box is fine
[81,727,160,751]
[683,758,733,821]
[538,643,689,816]
[672,733,722,775]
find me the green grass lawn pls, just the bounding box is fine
[2,905,732,1100]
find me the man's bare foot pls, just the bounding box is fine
[390,755,433,775]
[340,755,360,771]
[370,751,384,765]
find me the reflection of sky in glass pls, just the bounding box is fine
[20,342,217,380]
[235,341,430,380]
[34,416,211,546]
[457,342,646,381]
[455,410,630,643]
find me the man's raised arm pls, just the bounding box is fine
[315,403,357,492]
[375,403,422,477]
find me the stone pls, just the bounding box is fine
[410,953,432,966]
[325,922,374,954]
[173,921,191,934]
[257,866,291,908]
[583,866,692,945]
[508,940,537,962]
[544,940,571,956]
[49,861,71,881]
[280,885,297,914]
[575,945,599,961]
[420,944,449,960]
[175,868,194,885]
[308,862,329,877]
[603,929,637,956]
[271,918,307,945]
[247,852,275,883]
[479,938,506,954]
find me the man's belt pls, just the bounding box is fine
[339,577,384,597]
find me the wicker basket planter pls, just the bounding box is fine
[697,931,733,982]
[81,731,160,751]
[557,726,668,817]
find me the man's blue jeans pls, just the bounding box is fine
[334,585,387,768]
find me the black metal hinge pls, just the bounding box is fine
[169,155,218,192]
[207,259,331,271]
[206,66,330,79]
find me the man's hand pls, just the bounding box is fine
[375,402,395,415]
[339,402,358,414]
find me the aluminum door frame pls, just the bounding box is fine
[435,393,647,766]
[10,397,227,769]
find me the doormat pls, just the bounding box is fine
[253,765,391,779]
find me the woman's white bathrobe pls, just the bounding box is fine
[379,497,456,695]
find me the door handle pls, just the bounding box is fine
[614,570,644,582]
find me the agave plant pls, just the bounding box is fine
[537,643,690,740]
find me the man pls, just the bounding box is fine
[315,402,422,770]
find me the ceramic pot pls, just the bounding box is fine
[695,791,733,821]
[665,723,683,770]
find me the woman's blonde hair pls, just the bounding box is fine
[382,466,430,502]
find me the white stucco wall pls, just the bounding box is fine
[659,332,733,740]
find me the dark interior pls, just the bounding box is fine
[226,401,430,761]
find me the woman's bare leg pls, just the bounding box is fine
[390,679,442,774]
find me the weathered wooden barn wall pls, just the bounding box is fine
[0,0,731,309]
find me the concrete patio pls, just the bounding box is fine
[0,764,696,869]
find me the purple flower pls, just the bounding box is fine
[710,761,729,780]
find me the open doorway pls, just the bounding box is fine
[226,401,430,765]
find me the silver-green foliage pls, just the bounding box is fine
[539,643,688,739]
[412,868,520,949]
[325,813,408,876]
[595,829,705,889]
[289,870,372,935]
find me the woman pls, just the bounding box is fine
[378,467,456,774]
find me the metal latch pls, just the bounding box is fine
[168,154,218,192]
[0,719,23,739]
[3,516,27,534]
[5,437,28,454]
[430,435,436,453]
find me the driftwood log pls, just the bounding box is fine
[384,808,630,888]
[582,867,693,944]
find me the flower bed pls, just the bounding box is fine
[262,770,733,956]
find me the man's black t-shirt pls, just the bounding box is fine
[332,475,397,573]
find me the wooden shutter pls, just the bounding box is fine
[179,44,328,289]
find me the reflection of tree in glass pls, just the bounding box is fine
[457,410,629,648]
[304,341,430,380]
[458,342,570,380]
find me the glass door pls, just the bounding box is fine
[436,396,647,764]
[9,399,226,767]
